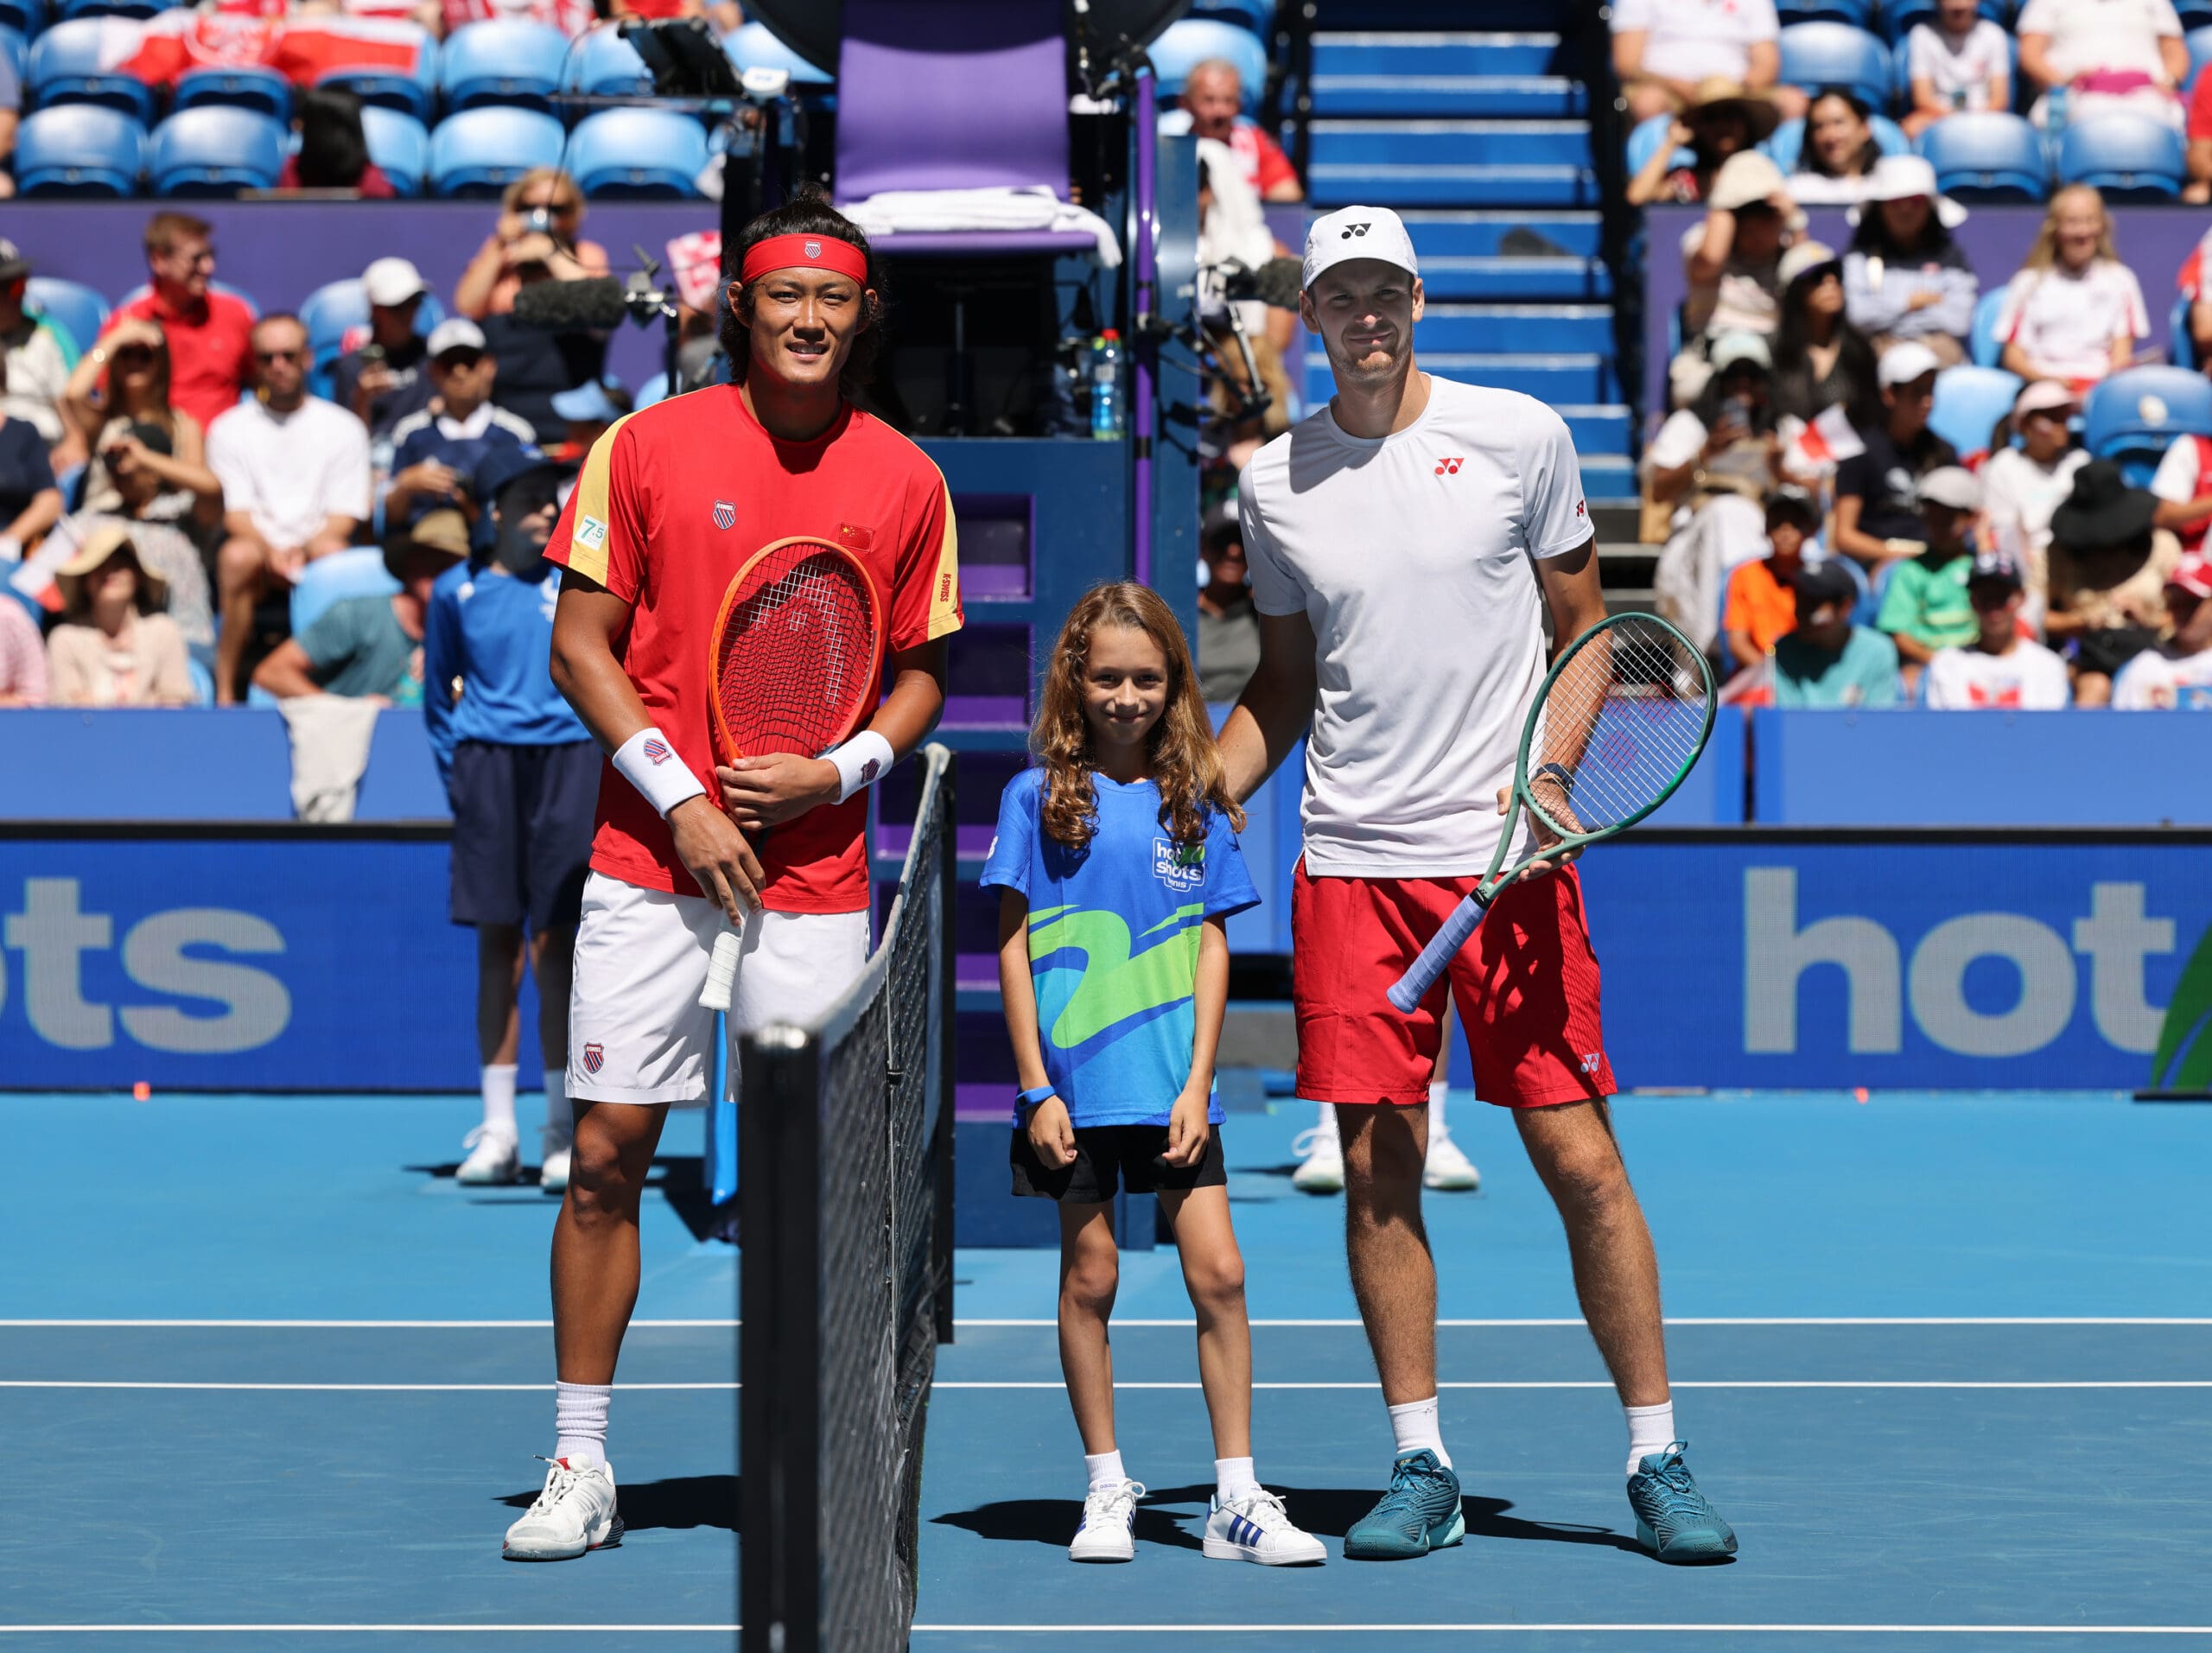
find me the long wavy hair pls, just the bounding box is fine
[2020,184,2117,271]
[1033,582,1243,851]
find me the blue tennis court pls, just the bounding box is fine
[3,1085,2207,1650]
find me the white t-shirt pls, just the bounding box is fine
[1922,639,2072,707]
[2015,0,2180,82]
[1611,0,1778,86]
[207,396,372,550]
[2149,429,2212,506]
[2112,644,2212,707]
[1238,375,1592,878]
[1983,445,2088,556]
[1906,19,2012,107]
[1996,261,2148,383]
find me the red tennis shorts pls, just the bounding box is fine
[1291,860,1617,1109]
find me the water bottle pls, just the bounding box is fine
[1090,329,1125,441]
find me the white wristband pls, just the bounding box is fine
[613,726,707,818]
[826,730,896,804]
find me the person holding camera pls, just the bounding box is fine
[454,169,610,322]
[334,258,439,464]
[60,316,222,535]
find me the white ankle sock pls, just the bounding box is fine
[1387,1396,1451,1468]
[1083,1449,1126,1492]
[554,1379,612,1465]
[1312,1102,1338,1149]
[1624,1400,1675,1478]
[481,1064,518,1135]
[1427,1078,1448,1121]
[1214,1455,1259,1504]
[543,1071,571,1150]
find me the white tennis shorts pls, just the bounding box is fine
[565,871,870,1107]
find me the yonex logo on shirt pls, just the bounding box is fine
[1434,457,1464,476]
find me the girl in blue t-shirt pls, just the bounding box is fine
[982,582,1325,1568]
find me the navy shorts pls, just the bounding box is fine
[1010,1123,1228,1201]
[448,739,599,932]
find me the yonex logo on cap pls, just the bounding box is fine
[1342,223,1370,238]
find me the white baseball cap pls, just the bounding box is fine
[1302,205,1419,291]
[1918,466,1983,511]
[362,257,428,309]
[426,317,487,359]
[1878,340,1942,389]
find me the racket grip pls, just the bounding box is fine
[699,927,741,1013]
[1387,893,1491,1014]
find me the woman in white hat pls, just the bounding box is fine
[44,523,194,708]
[1841,154,1977,365]
[1681,150,1799,347]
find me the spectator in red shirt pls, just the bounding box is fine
[2185,57,2212,202]
[1178,59,1302,203]
[273,87,397,198]
[105,213,256,433]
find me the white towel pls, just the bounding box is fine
[840,187,1123,268]
[278,696,383,823]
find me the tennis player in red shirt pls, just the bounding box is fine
[501,190,963,1561]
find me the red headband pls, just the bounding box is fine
[740,233,869,287]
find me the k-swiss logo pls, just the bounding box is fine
[858,758,880,785]
[582,1043,605,1075]
[1434,456,1464,475]
[803,238,822,258]
[641,738,672,765]
[711,500,735,531]
[1340,222,1371,238]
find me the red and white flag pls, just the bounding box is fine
[102,10,429,88]
[1789,404,1864,472]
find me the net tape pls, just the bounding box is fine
[1534,617,1712,836]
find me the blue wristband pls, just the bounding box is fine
[1017,1084,1059,1111]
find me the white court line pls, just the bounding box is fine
[0,1319,739,1329]
[0,1629,741,1637]
[6,1380,2209,1392]
[0,1382,734,1392]
[907,1627,2212,1638]
[4,1317,2205,1329]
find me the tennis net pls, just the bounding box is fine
[740,742,957,1653]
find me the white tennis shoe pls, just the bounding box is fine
[503,1455,621,1561]
[540,1122,573,1192]
[1068,1479,1144,1562]
[1204,1488,1327,1565]
[1290,1125,1344,1194]
[1423,1128,1481,1192]
[457,1123,520,1185]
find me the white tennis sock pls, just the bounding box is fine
[1387,1396,1451,1468]
[1311,1101,1338,1149]
[1084,1449,1126,1492]
[542,1071,571,1150]
[1427,1078,1449,1119]
[555,1379,612,1465]
[480,1064,518,1135]
[1624,1400,1675,1478]
[1214,1455,1260,1505]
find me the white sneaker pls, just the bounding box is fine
[1424,1128,1481,1192]
[503,1454,621,1561]
[540,1146,572,1192]
[1068,1478,1144,1562]
[456,1124,520,1186]
[1205,1487,1327,1565]
[1291,1126,1344,1194]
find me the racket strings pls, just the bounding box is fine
[715,547,878,757]
[1534,620,1713,834]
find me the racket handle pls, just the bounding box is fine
[699,927,741,1013]
[1387,892,1491,1014]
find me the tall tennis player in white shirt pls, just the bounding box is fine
[1217,207,1737,1565]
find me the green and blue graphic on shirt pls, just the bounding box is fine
[982,767,1259,1128]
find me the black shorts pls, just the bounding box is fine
[1010,1122,1228,1202]
[2072,626,2161,679]
[448,739,599,932]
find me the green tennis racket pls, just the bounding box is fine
[1386,613,1716,1014]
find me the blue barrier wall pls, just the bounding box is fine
[7,827,2202,1093]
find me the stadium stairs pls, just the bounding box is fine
[1297,0,1649,607]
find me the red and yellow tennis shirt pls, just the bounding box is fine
[545,385,963,913]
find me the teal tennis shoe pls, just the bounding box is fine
[1343,1448,1465,1560]
[1626,1441,1736,1562]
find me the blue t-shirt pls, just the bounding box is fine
[981,767,1259,1129]
[422,556,590,785]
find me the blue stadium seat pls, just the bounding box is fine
[723,19,833,86]
[1148,17,1270,111]
[1781,0,1872,26]
[315,39,438,124]
[2180,0,2212,30]
[428,105,565,198]
[292,548,398,636]
[27,20,159,124]
[58,0,173,17]
[174,66,293,121]
[1971,286,2007,368]
[361,105,430,197]
[438,19,569,113]
[2057,112,2186,200]
[13,105,145,196]
[24,276,110,354]
[1764,111,1909,171]
[565,107,709,199]
[1778,22,1892,111]
[1625,111,1693,175]
[300,277,446,396]
[1916,111,2048,200]
[2187,24,2212,92]
[149,106,286,196]
[2084,365,2212,486]
[563,23,651,99]
[1189,0,1274,32]
[1878,0,2005,44]
[0,0,45,34]
[2172,287,2197,371]
[1929,364,2022,457]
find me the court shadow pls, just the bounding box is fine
[404,1160,555,1192]
[931,1496,1204,1554]
[650,1154,723,1244]
[495,1473,740,1535]
[1141,1485,1647,1556]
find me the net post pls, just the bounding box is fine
[932,747,957,1348]
[740,1022,822,1653]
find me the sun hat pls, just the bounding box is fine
[2050,459,2158,551]
[54,522,167,617]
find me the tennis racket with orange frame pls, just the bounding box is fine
[695,534,886,1014]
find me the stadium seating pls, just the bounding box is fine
[1188,0,1274,33]
[58,0,170,17]
[315,49,438,124]
[0,0,43,35]
[1878,0,2005,44]
[563,24,652,99]
[428,105,564,197]
[1148,16,1270,110]
[1780,0,1873,29]
[2083,364,2212,486]
[437,19,569,114]
[723,18,834,86]
[1929,364,2022,457]
[1,23,21,79]
[27,19,158,123]
[173,66,293,122]
[1916,111,2048,200]
[12,104,145,195]
[1764,111,1909,172]
[291,548,399,636]
[2056,113,2187,201]
[1971,286,2008,368]
[2171,288,2198,371]
[1778,22,1891,110]
[360,105,431,197]
[1624,112,1692,179]
[565,107,709,199]
[148,106,286,196]
[24,275,109,353]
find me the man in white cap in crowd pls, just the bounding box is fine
[334,257,438,459]
[1831,339,1959,572]
[383,317,538,544]
[1220,205,1737,1564]
[1923,549,2073,708]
